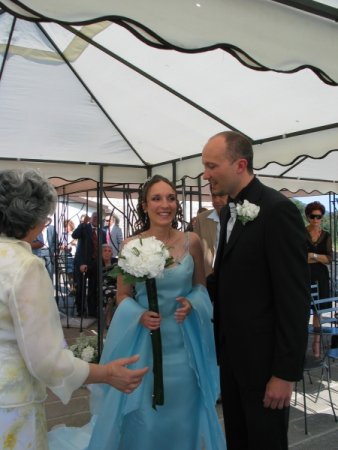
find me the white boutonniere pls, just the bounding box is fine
[236,200,260,225]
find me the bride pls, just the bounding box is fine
[49,175,226,450]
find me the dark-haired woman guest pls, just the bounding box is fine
[305,201,333,357]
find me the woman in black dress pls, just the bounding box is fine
[305,201,333,357]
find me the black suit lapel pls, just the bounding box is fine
[222,219,245,258]
[217,177,264,262]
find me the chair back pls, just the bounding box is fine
[311,296,338,335]
[310,282,319,302]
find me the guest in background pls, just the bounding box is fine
[195,187,228,278]
[195,188,228,304]
[102,243,114,268]
[80,213,90,224]
[102,244,117,327]
[31,232,44,256]
[40,219,58,281]
[72,212,106,318]
[185,206,208,232]
[305,201,333,357]
[60,219,77,295]
[0,169,148,450]
[106,213,123,262]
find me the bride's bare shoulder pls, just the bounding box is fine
[122,234,141,246]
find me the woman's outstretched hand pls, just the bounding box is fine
[175,297,192,323]
[87,355,148,393]
[140,311,161,330]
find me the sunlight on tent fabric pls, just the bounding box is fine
[0,1,338,194]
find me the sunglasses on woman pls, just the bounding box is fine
[309,214,322,220]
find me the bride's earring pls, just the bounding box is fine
[144,212,149,226]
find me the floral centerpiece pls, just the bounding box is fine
[69,334,99,363]
[112,235,173,408]
[236,199,260,225]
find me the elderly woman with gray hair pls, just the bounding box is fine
[0,170,147,450]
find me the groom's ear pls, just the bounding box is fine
[236,158,248,174]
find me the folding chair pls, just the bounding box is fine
[294,295,338,434]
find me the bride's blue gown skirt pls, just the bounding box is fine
[49,254,226,449]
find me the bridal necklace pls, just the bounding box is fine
[162,228,171,246]
[146,228,172,246]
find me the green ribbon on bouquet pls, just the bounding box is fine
[145,278,164,409]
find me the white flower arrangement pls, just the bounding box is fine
[113,236,174,283]
[69,334,99,363]
[236,200,260,225]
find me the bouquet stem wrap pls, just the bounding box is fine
[146,278,164,409]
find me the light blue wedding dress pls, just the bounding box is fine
[49,253,226,450]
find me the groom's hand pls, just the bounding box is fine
[263,376,293,409]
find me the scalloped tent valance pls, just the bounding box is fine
[1,0,338,194]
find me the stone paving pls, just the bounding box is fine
[46,323,338,449]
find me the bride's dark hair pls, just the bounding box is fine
[134,175,183,233]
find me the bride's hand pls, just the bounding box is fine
[175,297,192,323]
[140,311,161,330]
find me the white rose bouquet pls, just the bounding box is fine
[69,334,99,363]
[111,235,174,409]
[115,236,173,283]
[236,200,260,225]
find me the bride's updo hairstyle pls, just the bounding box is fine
[135,175,183,233]
[0,169,57,239]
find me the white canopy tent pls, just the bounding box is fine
[1,0,338,195]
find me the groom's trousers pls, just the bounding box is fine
[219,351,289,450]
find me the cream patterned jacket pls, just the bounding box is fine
[0,236,89,408]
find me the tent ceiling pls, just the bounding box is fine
[1,0,338,193]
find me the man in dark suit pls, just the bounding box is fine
[72,212,106,317]
[202,131,310,450]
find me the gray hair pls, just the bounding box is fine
[112,214,120,225]
[0,169,57,239]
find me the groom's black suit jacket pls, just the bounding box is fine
[214,177,310,388]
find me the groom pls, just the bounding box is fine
[202,131,310,449]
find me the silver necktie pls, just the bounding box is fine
[226,202,237,242]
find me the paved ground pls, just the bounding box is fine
[46,323,338,449]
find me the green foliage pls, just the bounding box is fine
[69,333,99,363]
[291,199,306,224]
